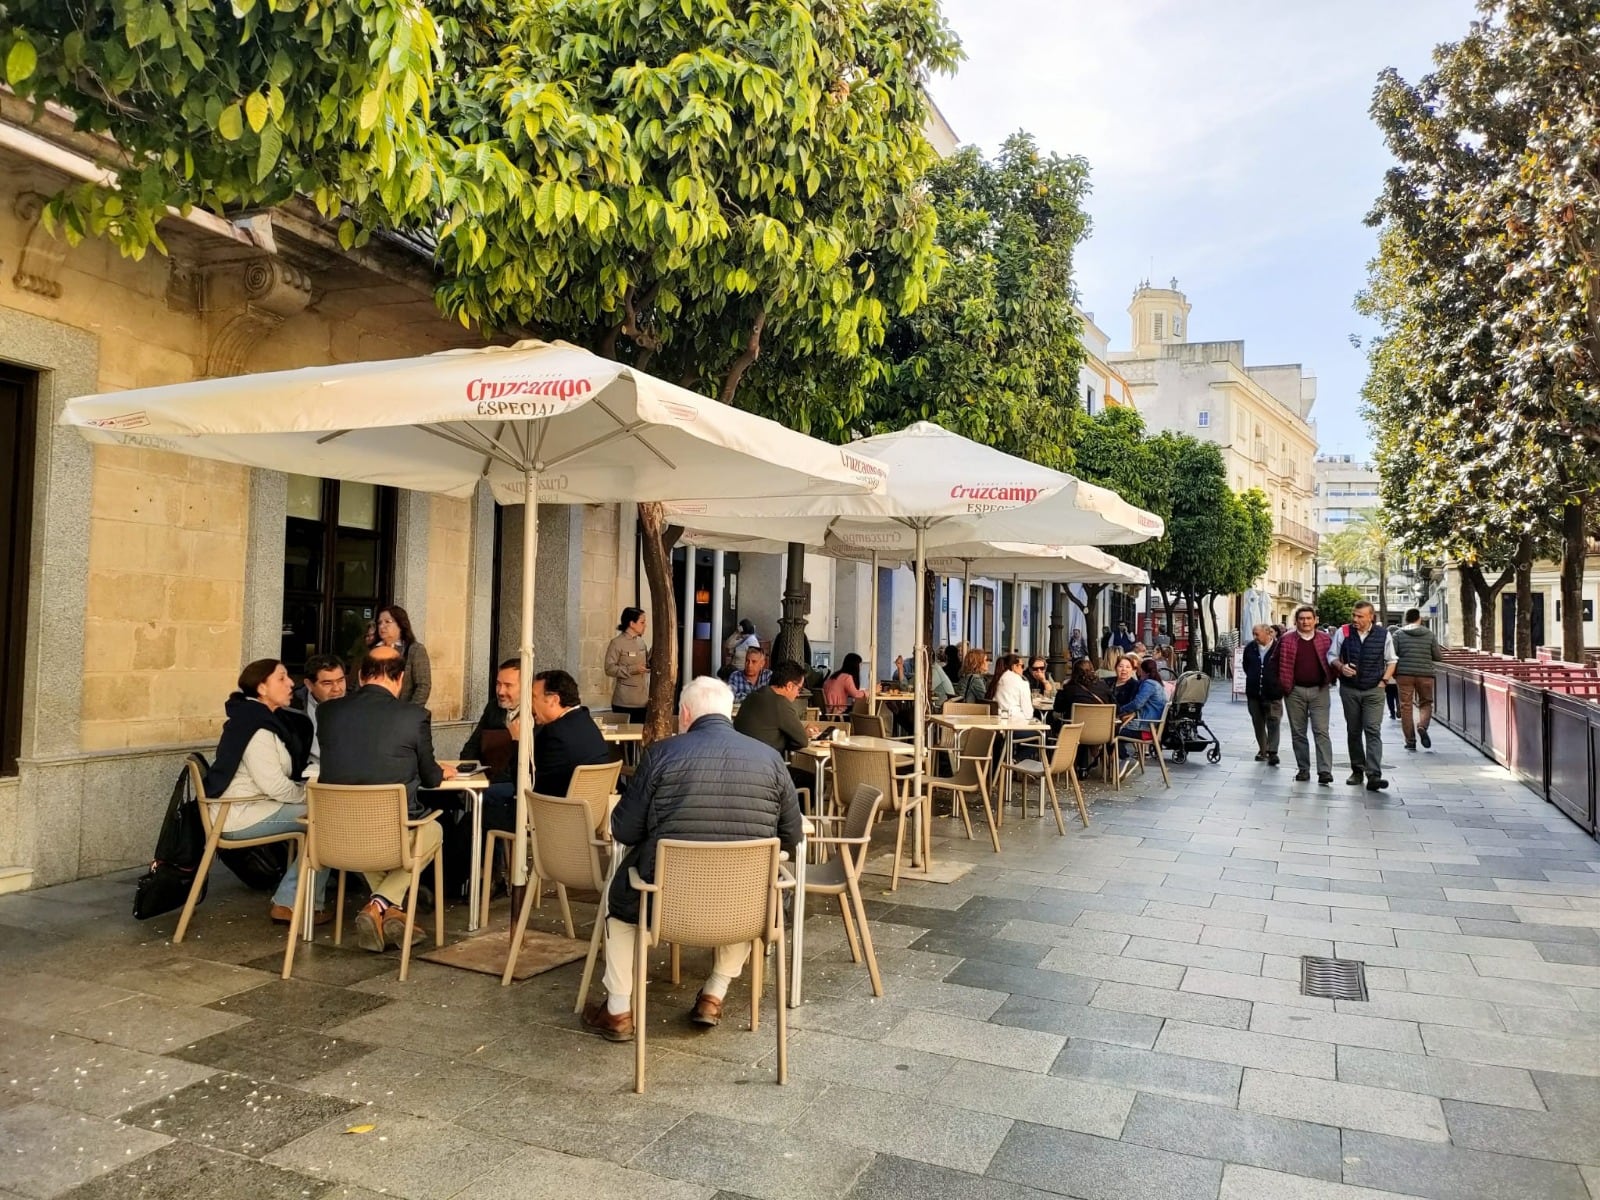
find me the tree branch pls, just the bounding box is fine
[718,306,767,405]
[621,283,662,352]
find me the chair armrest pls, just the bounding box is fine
[627,867,659,894]
[812,833,871,847]
[809,813,847,825]
[405,810,443,827]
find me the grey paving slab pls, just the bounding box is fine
[299,1044,522,1122]
[1248,1004,1425,1053]
[944,959,1101,1005]
[1179,966,1333,1011]
[266,1107,521,1200]
[1218,1163,1449,1199]
[1239,1067,1449,1141]
[984,1121,1223,1200]
[1052,1039,1242,1106]
[1090,979,1252,1029]
[239,945,400,987]
[456,1076,687,1164]
[450,1145,715,1200]
[119,1071,358,1156]
[0,1019,219,1118]
[1335,1045,1546,1109]
[1120,935,1264,975]
[633,1111,875,1200]
[208,978,393,1031]
[1442,1097,1600,1166]
[934,1058,1135,1137]
[1341,1129,1590,1200]
[1419,1024,1600,1075]
[792,1081,1014,1174]
[844,1154,1060,1200]
[883,1010,1064,1073]
[1035,945,1186,988]
[54,992,251,1056]
[988,993,1164,1049]
[908,929,1052,968]
[1398,968,1579,1008]
[781,1029,955,1097]
[51,1140,336,1200]
[0,973,137,1029]
[1121,1092,1343,1181]
[1153,1020,1335,1079]
[0,1101,171,1199]
[102,956,275,1006]
[170,1020,377,1086]
[1336,990,1503,1030]
[636,1050,824,1127]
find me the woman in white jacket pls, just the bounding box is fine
[990,654,1034,721]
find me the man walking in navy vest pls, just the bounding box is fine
[1329,602,1397,792]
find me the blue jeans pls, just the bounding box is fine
[226,804,329,910]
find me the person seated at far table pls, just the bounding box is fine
[734,660,824,791]
[1115,657,1167,780]
[957,647,992,705]
[820,652,866,716]
[478,667,612,834]
[1052,656,1116,773]
[1026,657,1055,700]
[728,645,772,701]
[316,648,457,952]
[582,677,804,1041]
[292,653,347,766]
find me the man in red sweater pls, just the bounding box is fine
[1276,605,1337,784]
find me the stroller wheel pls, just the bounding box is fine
[1173,748,1188,764]
[1206,745,1222,763]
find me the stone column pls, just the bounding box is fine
[241,470,286,662]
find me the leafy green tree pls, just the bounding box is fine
[1363,0,1600,659]
[1314,583,1364,631]
[860,132,1093,470]
[0,0,496,256]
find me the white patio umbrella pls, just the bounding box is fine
[667,421,1163,876]
[60,339,888,909]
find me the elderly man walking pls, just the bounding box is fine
[582,676,804,1041]
[1276,605,1337,785]
[1393,608,1443,752]
[1242,623,1281,765]
[1330,601,1398,792]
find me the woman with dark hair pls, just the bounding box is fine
[988,654,1032,720]
[1053,657,1114,725]
[202,659,329,924]
[943,644,963,682]
[1116,657,1168,780]
[605,606,650,722]
[376,604,431,707]
[821,652,866,716]
[724,618,760,674]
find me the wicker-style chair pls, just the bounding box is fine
[803,784,886,996]
[1010,722,1087,832]
[1073,703,1118,783]
[941,701,993,717]
[628,838,789,1093]
[926,726,1000,853]
[830,743,921,890]
[479,761,621,929]
[284,782,443,981]
[1116,701,1172,790]
[174,757,306,944]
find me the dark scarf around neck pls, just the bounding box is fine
[203,693,313,798]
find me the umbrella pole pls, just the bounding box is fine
[913,527,929,874]
[505,463,539,973]
[867,551,880,714]
[961,562,973,655]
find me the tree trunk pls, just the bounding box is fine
[1471,564,1514,655]
[1514,533,1535,660]
[1377,557,1389,627]
[774,541,808,668]
[1183,588,1201,672]
[923,568,939,669]
[1561,494,1588,663]
[1459,564,1479,649]
[1208,593,1223,650]
[637,501,679,745]
[1083,583,1105,665]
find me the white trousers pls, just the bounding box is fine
[601,917,752,1000]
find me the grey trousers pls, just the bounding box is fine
[1247,695,1281,755]
[1340,684,1387,779]
[1285,685,1332,775]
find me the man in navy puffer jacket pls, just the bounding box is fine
[582,676,804,1041]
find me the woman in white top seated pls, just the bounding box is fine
[201,659,329,924]
[989,653,1034,721]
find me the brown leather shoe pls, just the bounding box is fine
[269,904,333,927]
[581,1001,635,1042]
[354,898,387,952]
[381,907,426,948]
[690,991,723,1027]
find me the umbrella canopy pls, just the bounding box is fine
[60,339,886,504]
[921,542,1148,586]
[61,339,888,966]
[666,421,1161,547]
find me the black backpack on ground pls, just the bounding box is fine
[131,753,211,920]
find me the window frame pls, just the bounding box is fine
[0,365,37,777]
[280,478,398,677]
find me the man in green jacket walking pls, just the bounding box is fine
[1393,608,1444,751]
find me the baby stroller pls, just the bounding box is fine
[1162,671,1221,764]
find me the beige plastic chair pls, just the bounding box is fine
[831,743,922,889]
[1073,703,1118,783]
[804,784,886,996]
[479,760,622,928]
[284,782,444,981]
[1010,723,1087,832]
[1116,702,1172,790]
[174,757,305,944]
[926,726,1000,852]
[942,701,993,717]
[628,838,789,1094]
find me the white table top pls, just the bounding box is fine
[601,727,643,742]
[930,714,1048,731]
[435,771,491,790]
[795,734,915,759]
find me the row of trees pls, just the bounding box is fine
[1322,510,1399,625]
[1360,0,1600,662]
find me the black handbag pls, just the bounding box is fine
[132,753,212,921]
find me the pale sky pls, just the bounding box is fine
[927,0,1480,458]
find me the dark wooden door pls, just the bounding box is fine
[0,366,37,776]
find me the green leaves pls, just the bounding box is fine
[6,38,37,84]
[218,102,244,141]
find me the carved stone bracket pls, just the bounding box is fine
[203,258,315,377]
[12,191,66,299]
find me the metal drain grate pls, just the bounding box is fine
[1301,955,1368,1001]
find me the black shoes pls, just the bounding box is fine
[1419,729,1432,749]
[1318,773,1333,786]
[1346,772,1365,786]
[1367,777,1390,791]
[1255,751,1267,762]
[1404,743,1417,752]
[1294,770,1310,781]
[1267,755,1280,767]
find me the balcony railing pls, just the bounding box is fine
[1275,519,1319,552]
[1280,581,1305,602]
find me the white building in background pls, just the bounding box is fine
[1110,280,1320,629]
[1313,454,1411,617]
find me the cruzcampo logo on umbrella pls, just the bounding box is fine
[464,374,596,417]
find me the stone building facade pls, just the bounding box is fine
[0,103,629,891]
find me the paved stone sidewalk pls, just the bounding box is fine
[2,693,1597,1200]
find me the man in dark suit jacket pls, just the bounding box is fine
[316,649,456,952]
[461,657,522,785]
[478,668,613,836]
